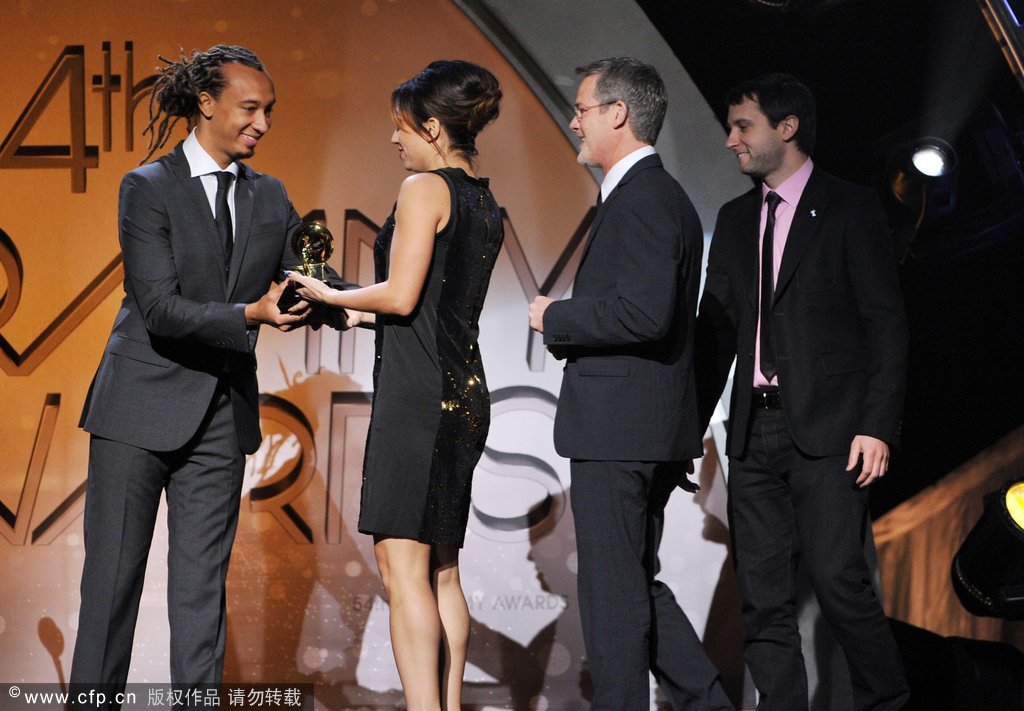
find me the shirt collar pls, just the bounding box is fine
[183,129,240,179]
[601,145,657,201]
[763,157,813,207]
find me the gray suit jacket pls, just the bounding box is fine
[543,154,705,462]
[81,143,314,454]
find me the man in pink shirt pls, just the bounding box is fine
[695,74,910,711]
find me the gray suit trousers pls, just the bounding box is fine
[71,384,245,692]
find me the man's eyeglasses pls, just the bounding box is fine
[573,100,617,119]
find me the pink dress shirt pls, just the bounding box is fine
[754,158,814,388]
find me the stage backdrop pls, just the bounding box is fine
[0,1,743,709]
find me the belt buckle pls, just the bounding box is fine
[754,388,780,409]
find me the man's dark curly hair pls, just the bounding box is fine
[141,45,264,163]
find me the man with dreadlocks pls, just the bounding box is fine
[70,44,348,699]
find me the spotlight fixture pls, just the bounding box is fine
[886,136,959,262]
[911,141,956,178]
[952,478,1024,620]
[888,137,958,216]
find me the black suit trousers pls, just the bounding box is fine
[71,383,245,696]
[570,460,733,711]
[728,408,909,711]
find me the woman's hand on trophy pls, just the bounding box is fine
[285,270,338,305]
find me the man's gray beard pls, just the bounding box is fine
[576,151,595,167]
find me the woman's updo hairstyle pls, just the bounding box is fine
[391,60,502,161]
[142,45,264,163]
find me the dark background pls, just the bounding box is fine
[638,0,1024,515]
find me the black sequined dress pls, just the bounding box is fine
[358,168,503,547]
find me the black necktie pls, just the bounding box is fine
[214,171,234,266]
[760,191,783,381]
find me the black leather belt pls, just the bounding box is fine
[752,389,783,409]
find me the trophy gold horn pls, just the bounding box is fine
[292,221,335,281]
[278,221,335,312]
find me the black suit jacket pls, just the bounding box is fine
[696,167,908,458]
[544,154,705,462]
[81,142,328,454]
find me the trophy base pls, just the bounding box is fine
[277,284,304,313]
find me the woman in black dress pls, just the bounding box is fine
[287,60,502,710]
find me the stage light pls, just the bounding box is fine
[951,477,1024,620]
[886,136,959,262]
[1008,481,1024,526]
[911,142,954,178]
[888,137,958,214]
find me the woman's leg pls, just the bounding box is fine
[432,544,468,711]
[374,536,442,711]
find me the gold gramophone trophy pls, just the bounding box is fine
[278,221,335,312]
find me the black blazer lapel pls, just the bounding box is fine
[579,195,611,267]
[774,168,829,300]
[165,144,231,286]
[578,154,662,266]
[736,189,762,310]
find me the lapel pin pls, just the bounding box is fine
[810,209,817,217]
